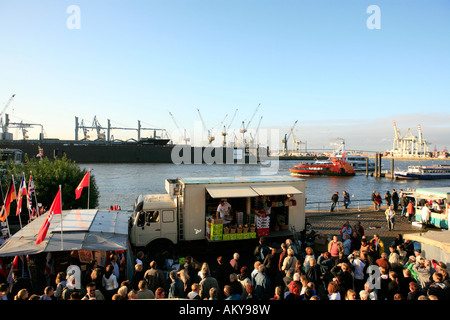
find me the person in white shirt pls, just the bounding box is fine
[216,199,232,224]
[421,203,431,226]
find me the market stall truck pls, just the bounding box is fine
[129,176,306,254]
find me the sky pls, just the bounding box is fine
[0,0,449,153]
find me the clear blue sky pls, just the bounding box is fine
[1,0,449,152]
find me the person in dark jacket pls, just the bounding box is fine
[263,248,279,286]
[407,281,421,300]
[8,271,31,300]
[392,189,399,211]
[330,192,339,212]
[168,270,185,299]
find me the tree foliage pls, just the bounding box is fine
[1,155,99,210]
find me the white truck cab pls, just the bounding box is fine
[130,193,178,249]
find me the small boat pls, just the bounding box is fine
[290,157,355,177]
[394,165,450,180]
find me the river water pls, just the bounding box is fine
[80,159,450,211]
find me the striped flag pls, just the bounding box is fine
[0,181,16,222]
[16,174,27,216]
[27,173,35,211]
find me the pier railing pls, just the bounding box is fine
[306,199,374,213]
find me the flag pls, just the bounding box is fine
[75,170,90,200]
[36,189,62,245]
[16,174,27,216]
[6,255,32,286]
[45,252,55,277]
[0,182,16,222]
[27,173,35,211]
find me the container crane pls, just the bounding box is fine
[291,122,305,154]
[92,116,106,141]
[282,120,298,155]
[1,94,15,135]
[169,111,190,145]
[80,119,90,140]
[239,103,260,145]
[248,115,263,147]
[197,108,215,145]
[222,108,238,147]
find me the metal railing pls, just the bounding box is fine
[306,199,374,212]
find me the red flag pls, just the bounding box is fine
[36,189,62,245]
[75,170,90,200]
[0,182,17,222]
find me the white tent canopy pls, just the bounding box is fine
[0,209,132,257]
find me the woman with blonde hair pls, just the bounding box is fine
[198,262,211,280]
[14,289,29,301]
[303,247,315,269]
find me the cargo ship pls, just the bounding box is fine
[0,115,260,164]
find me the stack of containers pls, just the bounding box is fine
[256,215,270,237]
[210,218,223,241]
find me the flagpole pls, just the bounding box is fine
[23,172,32,222]
[30,171,39,216]
[0,205,11,238]
[59,185,63,251]
[87,169,90,209]
[12,175,22,230]
[0,180,9,238]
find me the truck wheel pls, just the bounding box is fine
[145,239,175,261]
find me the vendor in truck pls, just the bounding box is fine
[216,199,232,224]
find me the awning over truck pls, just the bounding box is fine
[206,184,303,198]
[206,186,259,198]
[251,185,303,196]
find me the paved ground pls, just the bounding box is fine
[305,204,427,250]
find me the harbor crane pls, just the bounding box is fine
[169,111,190,145]
[291,123,306,154]
[248,115,263,147]
[222,108,238,147]
[239,103,260,145]
[197,108,218,145]
[92,116,106,141]
[0,94,45,139]
[1,94,15,135]
[282,120,298,155]
[391,120,430,157]
[80,119,90,139]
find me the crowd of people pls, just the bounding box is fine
[1,218,448,301]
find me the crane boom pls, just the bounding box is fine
[1,94,16,133]
[1,94,15,116]
[169,111,190,144]
[197,108,215,144]
[245,103,261,131]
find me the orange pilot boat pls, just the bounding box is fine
[289,157,355,177]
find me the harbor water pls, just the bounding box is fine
[80,159,450,211]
